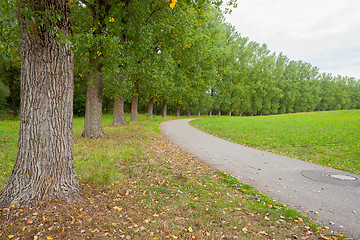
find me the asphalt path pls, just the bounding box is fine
[160,119,360,239]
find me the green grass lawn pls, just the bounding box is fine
[0,114,341,239]
[191,110,360,175]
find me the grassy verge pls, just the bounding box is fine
[0,115,344,239]
[191,110,360,175]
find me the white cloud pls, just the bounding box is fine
[225,0,360,79]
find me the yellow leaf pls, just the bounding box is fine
[8,235,14,239]
[188,227,193,233]
[170,0,177,9]
[43,216,46,222]
[113,206,122,211]
[47,237,53,240]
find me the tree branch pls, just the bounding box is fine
[145,6,163,23]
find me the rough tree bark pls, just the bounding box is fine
[197,110,201,116]
[0,0,79,207]
[81,59,107,138]
[209,110,212,116]
[229,111,232,116]
[218,108,222,116]
[187,110,191,117]
[176,106,180,117]
[162,99,167,118]
[147,97,154,118]
[131,95,138,121]
[113,95,127,125]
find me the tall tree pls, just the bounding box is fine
[0,0,79,207]
[79,1,112,138]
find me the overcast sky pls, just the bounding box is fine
[225,0,360,79]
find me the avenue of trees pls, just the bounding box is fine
[1,0,360,123]
[0,0,359,206]
[1,0,360,122]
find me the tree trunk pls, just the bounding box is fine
[113,95,127,125]
[147,97,154,118]
[187,110,191,117]
[81,1,110,138]
[229,111,232,116]
[81,63,106,138]
[176,106,180,117]
[209,110,212,116]
[197,110,201,116]
[162,99,167,118]
[131,95,138,121]
[218,108,221,116]
[0,1,79,207]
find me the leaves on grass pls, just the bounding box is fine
[113,206,122,211]
[0,119,342,240]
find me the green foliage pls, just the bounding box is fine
[0,1,20,118]
[0,0,19,61]
[0,62,20,119]
[0,79,9,100]
[1,0,360,119]
[191,110,360,174]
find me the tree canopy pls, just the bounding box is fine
[1,0,359,121]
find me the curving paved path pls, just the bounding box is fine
[160,119,360,239]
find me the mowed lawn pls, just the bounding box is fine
[191,110,360,175]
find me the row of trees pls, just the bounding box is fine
[0,0,236,207]
[0,0,359,206]
[2,0,359,125]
